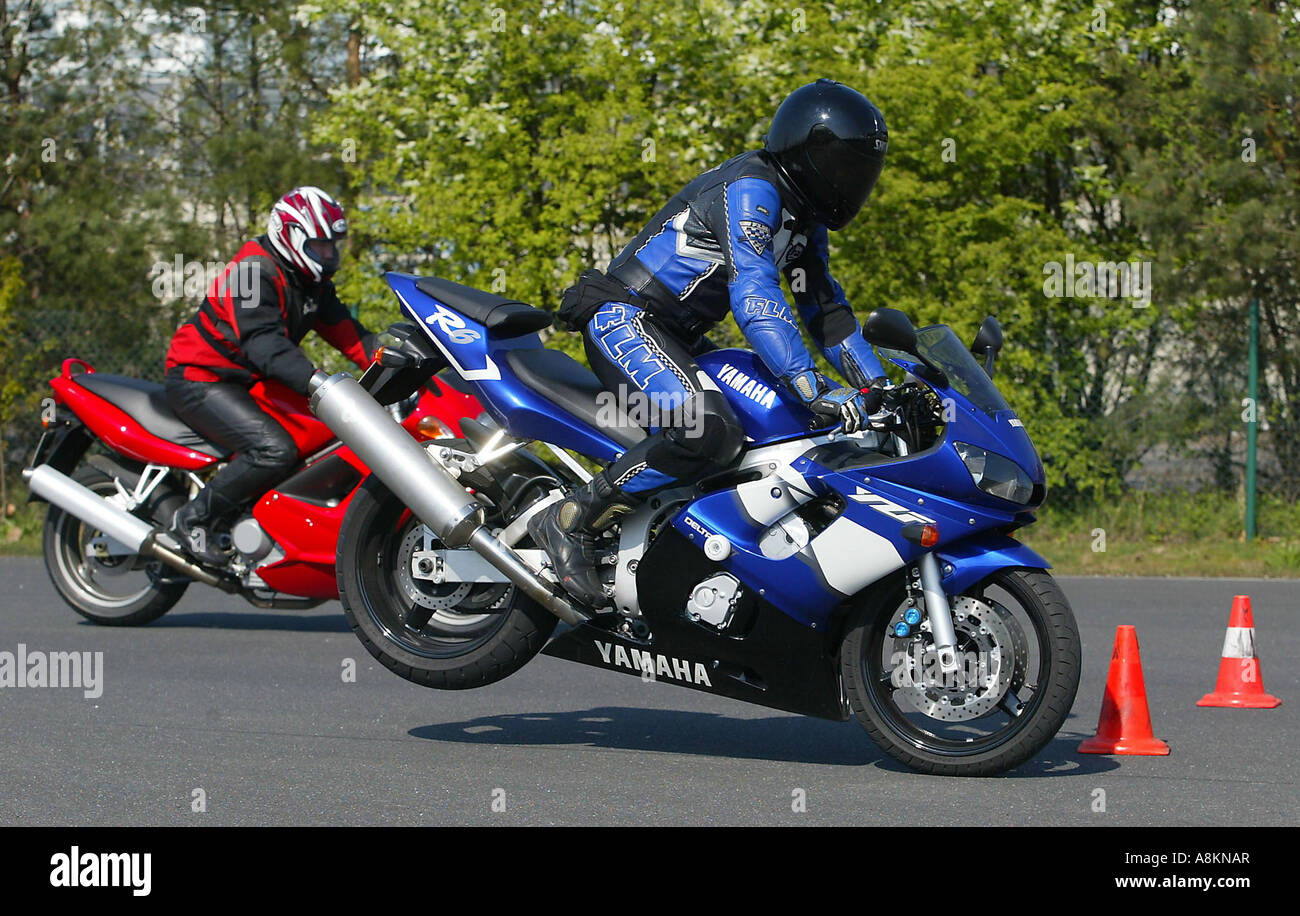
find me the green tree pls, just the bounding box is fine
[1,0,181,476]
[1124,1,1300,501]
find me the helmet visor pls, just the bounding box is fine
[806,132,886,228]
[305,237,345,276]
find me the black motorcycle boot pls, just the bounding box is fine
[169,487,237,567]
[528,471,636,607]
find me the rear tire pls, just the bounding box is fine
[42,464,188,626]
[336,451,558,690]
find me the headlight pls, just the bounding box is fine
[954,442,1033,505]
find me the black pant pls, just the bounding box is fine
[165,376,299,512]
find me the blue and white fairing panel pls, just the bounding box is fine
[387,272,503,381]
[696,349,821,445]
[671,437,1047,630]
[386,272,630,461]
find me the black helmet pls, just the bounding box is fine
[764,79,888,231]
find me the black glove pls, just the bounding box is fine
[788,369,878,433]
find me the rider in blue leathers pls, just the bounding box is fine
[533,79,891,605]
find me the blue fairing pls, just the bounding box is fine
[696,348,821,444]
[937,536,1051,595]
[386,271,1057,636]
[386,272,629,461]
[886,354,1044,491]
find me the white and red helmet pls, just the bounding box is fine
[266,186,348,282]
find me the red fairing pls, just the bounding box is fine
[407,377,482,439]
[251,447,369,599]
[247,379,336,458]
[45,350,485,603]
[250,383,483,600]
[49,374,218,470]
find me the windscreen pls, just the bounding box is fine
[882,325,1011,416]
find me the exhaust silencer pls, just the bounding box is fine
[22,464,232,590]
[25,464,154,553]
[308,372,590,626]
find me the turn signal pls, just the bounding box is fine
[902,522,940,546]
[415,416,452,441]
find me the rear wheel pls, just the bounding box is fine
[336,446,558,690]
[841,569,1080,776]
[42,464,188,626]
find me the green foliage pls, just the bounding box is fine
[1123,2,1300,498]
[310,0,1229,502]
[1025,488,1300,577]
[0,0,352,469]
[2,0,1298,537]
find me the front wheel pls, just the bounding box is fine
[841,568,1080,776]
[336,450,558,690]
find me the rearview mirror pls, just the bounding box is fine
[970,316,1003,378]
[862,308,919,354]
[863,308,948,387]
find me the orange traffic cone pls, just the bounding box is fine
[1078,625,1170,755]
[1198,596,1282,708]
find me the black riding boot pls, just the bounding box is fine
[169,487,239,567]
[528,471,636,607]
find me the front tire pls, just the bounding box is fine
[336,453,558,690]
[42,464,188,626]
[841,568,1080,776]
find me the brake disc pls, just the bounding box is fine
[394,524,514,630]
[396,526,473,611]
[888,595,1025,721]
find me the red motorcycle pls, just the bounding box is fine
[24,351,482,625]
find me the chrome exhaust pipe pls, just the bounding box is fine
[308,371,590,627]
[25,464,154,553]
[22,464,233,590]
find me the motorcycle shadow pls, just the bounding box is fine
[410,708,1120,775]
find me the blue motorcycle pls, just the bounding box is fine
[310,273,1081,776]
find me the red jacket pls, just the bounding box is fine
[165,236,376,394]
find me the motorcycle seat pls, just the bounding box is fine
[415,276,553,338]
[504,348,646,449]
[72,374,229,458]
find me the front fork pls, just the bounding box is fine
[916,552,961,675]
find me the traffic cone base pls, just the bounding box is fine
[1078,625,1170,757]
[1198,694,1282,708]
[1079,735,1171,755]
[1198,597,1282,708]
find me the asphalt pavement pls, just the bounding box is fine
[0,557,1295,826]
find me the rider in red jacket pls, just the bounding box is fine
[164,187,378,563]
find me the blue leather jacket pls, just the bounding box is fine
[607,149,886,391]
